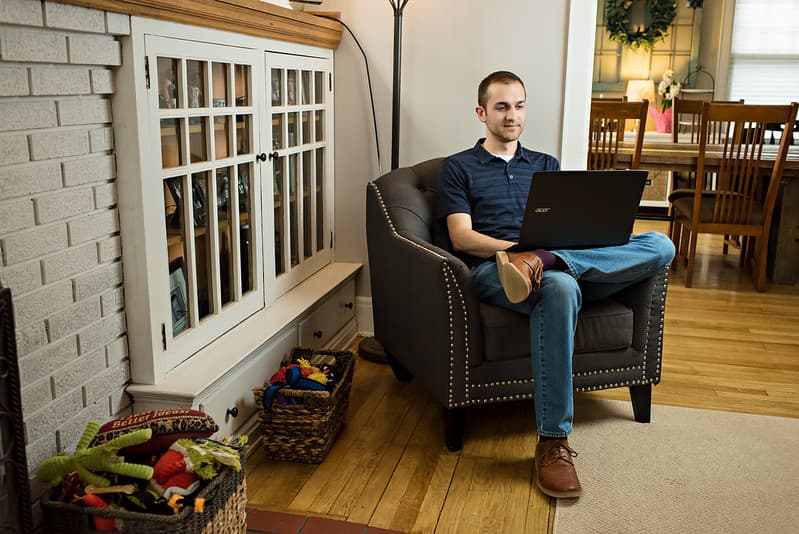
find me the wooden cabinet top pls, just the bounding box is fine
[59,0,342,49]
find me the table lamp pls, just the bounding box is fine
[625,79,655,106]
[625,79,656,132]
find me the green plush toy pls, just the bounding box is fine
[37,421,154,488]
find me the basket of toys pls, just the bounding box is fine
[38,409,247,534]
[253,348,354,463]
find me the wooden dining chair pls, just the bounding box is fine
[672,97,705,143]
[668,101,799,291]
[669,98,744,250]
[588,99,648,170]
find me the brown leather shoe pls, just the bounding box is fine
[534,438,582,498]
[496,250,543,303]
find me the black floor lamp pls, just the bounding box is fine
[390,0,409,170]
[359,0,411,364]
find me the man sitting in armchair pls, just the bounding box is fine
[436,70,675,498]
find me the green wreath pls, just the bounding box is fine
[606,0,678,50]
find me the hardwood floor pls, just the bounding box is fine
[245,220,799,533]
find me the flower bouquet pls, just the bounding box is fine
[650,70,682,133]
[657,69,681,112]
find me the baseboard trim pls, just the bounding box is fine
[356,296,373,336]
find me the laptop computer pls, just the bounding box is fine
[511,170,648,250]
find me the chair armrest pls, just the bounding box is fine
[366,183,484,407]
[612,267,669,382]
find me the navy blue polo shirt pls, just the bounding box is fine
[436,138,560,267]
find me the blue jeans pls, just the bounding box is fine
[471,231,675,438]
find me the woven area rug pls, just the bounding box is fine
[554,397,799,534]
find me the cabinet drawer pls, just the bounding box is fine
[197,327,297,437]
[298,280,355,350]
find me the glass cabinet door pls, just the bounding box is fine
[147,35,264,371]
[266,53,333,299]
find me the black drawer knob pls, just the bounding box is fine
[226,406,239,418]
[344,302,353,309]
[313,330,323,338]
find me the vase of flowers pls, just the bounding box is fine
[649,69,681,133]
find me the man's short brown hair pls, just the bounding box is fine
[478,71,526,108]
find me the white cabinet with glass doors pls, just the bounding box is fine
[115,19,335,385]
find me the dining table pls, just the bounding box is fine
[617,141,799,285]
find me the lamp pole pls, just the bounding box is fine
[390,0,409,170]
[359,0,411,365]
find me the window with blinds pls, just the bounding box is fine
[728,0,799,105]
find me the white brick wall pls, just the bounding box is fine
[35,186,95,223]
[51,347,106,398]
[105,12,130,36]
[47,295,102,341]
[19,336,78,385]
[62,153,115,185]
[89,126,114,152]
[0,0,44,26]
[57,98,112,126]
[96,235,121,263]
[68,34,122,66]
[0,197,35,234]
[74,260,123,300]
[0,260,42,294]
[0,0,132,479]
[29,128,90,160]
[0,100,58,131]
[12,279,72,325]
[68,207,118,244]
[0,27,68,63]
[0,65,30,95]
[44,1,105,34]
[21,378,52,416]
[30,66,91,95]
[0,162,62,198]
[0,134,30,165]
[3,223,69,264]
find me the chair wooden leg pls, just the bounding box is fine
[629,384,652,423]
[740,236,752,269]
[669,220,681,271]
[685,230,698,287]
[679,226,691,262]
[754,238,768,292]
[444,407,466,452]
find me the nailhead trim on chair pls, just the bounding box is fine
[473,378,534,388]
[444,263,471,401]
[646,270,669,382]
[573,365,644,377]
[575,377,655,393]
[444,267,456,404]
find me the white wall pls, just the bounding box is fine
[306,0,596,299]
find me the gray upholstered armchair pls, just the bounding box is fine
[366,158,669,451]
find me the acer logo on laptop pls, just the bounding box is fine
[534,207,551,213]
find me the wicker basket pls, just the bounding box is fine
[40,457,247,534]
[253,349,354,463]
